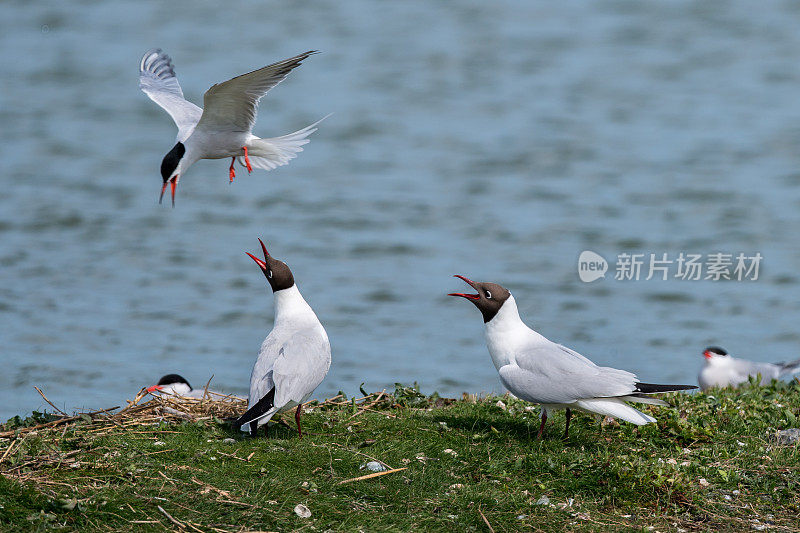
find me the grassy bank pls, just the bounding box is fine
[1,381,799,532]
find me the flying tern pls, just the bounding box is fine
[139,48,326,205]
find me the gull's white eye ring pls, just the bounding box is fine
[268,270,273,278]
[485,291,492,299]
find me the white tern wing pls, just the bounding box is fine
[195,51,317,134]
[139,48,202,142]
[731,358,781,384]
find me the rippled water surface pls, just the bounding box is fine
[2,1,800,419]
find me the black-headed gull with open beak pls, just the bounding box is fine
[139,49,327,205]
[449,275,697,438]
[233,239,331,438]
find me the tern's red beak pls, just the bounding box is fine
[159,176,178,207]
[448,274,481,300]
[147,385,163,393]
[703,350,712,359]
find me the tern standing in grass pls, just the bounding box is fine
[698,346,800,390]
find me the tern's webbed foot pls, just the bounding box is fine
[243,146,253,173]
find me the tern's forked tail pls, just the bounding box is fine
[236,114,331,171]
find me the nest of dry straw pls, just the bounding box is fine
[0,382,452,445]
[0,386,248,443]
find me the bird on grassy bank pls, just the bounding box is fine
[146,374,241,400]
[698,346,800,390]
[449,275,697,438]
[139,48,327,205]
[233,239,331,438]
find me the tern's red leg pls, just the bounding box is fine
[536,410,547,439]
[563,408,572,439]
[229,157,236,182]
[295,404,303,439]
[243,146,253,173]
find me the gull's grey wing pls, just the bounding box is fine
[248,333,285,406]
[195,51,317,134]
[271,329,331,409]
[139,48,202,142]
[500,341,638,404]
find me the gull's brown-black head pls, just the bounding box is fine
[703,346,728,359]
[159,142,185,206]
[448,275,511,323]
[246,238,295,292]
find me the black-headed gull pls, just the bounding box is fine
[698,346,800,390]
[139,49,326,205]
[449,275,696,438]
[234,239,331,438]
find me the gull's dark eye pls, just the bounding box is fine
[267,269,273,278]
[485,290,492,299]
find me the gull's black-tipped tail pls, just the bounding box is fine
[233,387,276,431]
[634,382,698,393]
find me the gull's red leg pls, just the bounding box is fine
[229,157,236,182]
[536,410,547,439]
[243,146,253,173]
[295,404,303,439]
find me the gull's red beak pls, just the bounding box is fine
[448,274,480,300]
[258,238,270,258]
[246,237,271,272]
[246,252,267,271]
[147,385,163,393]
[159,176,178,207]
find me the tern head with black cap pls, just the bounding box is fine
[703,346,728,361]
[449,275,512,323]
[158,141,202,207]
[147,374,192,395]
[159,142,184,206]
[246,238,295,293]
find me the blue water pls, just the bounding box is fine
[2,0,800,420]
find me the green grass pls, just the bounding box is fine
[1,381,799,532]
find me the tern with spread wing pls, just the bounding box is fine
[698,346,800,390]
[139,49,326,205]
[449,275,696,438]
[234,239,331,438]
